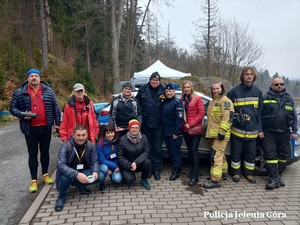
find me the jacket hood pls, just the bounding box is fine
[67,95,91,106]
[266,87,288,96]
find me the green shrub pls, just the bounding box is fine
[0,67,6,99]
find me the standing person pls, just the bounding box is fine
[203,82,234,189]
[59,83,99,144]
[96,124,122,192]
[259,77,298,189]
[136,72,165,180]
[117,119,152,189]
[10,68,61,192]
[54,125,102,211]
[162,84,184,181]
[227,66,262,183]
[180,81,205,186]
[109,82,141,137]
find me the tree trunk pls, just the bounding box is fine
[40,0,49,70]
[111,0,124,93]
[22,0,33,66]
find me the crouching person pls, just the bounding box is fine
[54,125,103,212]
[117,119,152,189]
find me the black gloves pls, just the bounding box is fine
[218,133,225,141]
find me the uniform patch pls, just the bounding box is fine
[224,101,231,110]
[178,111,183,118]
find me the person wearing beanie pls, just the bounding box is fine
[162,84,184,181]
[109,82,141,137]
[136,71,165,180]
[117,119,152,189]
[59,83,99,144]
[10,68,61,193]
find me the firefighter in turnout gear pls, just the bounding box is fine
[203,82,234,189]
[258,77,298,189]
[227,66,262,183]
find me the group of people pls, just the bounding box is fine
[10,67,298,212]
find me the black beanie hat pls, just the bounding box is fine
[149,72,161,81]
[122,82,132,90]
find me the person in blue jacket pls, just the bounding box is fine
[96,124,122,192]
[162,84,184,180]
[136,72,165,180]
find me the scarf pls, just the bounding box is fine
[104,137,116,145]
[182,94,191,113]
[127,132,142,144]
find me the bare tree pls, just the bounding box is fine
[22,0,33,65]
[40,0,49,70]
[218,19,264,84]
[193,0,219,77]
[111,0,124,93]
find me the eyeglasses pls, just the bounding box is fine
[274,83,284,86]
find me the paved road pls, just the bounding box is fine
[0,122,62,225]
[22,159,300,224]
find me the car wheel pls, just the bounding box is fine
[254,145,267,176]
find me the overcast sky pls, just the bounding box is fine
[152,0,300,80]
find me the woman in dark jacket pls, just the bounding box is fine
[96,125,122,192]
[117,119,151,189]
[181,81,205,186]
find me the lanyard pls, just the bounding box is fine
[30,87,39,110]
[111,145,114,153]
[74,147,85,164]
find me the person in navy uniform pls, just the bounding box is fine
[136,72,165,180]
[162,83,184,180]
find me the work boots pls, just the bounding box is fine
[278,161,286,187]
[203,180,220,189]
[169,168,181,181]
[265,163,280,189]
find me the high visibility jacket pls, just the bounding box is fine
[205,94,234,140]
[262,88,296,133]
[227,83,262,140]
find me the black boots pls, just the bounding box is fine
[153,170,161,180]
[265,163,280,189]
[278,161,286,187]
[203,180,220,189]
[169,168,181,181]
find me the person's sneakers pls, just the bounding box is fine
[140,179,151,189]
[232,175,240,182]
[42,173,53,184]
[245,175,256,183]
[99,183,106,193]
[54,198,65,212]
[29,180,38,193]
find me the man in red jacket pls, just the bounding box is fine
[59,83,99,144]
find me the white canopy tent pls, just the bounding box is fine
[132,60,191,86]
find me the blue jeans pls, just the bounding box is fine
[58,169,106,199]
[100,164,122,184]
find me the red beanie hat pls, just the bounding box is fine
[128,119,140,130]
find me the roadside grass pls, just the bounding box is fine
[0,115,17,127]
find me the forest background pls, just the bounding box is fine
[0,0,299,111]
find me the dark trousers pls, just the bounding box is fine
[230,136,256,176]
[165,136,182,169]
[262,131,290,160]
[183,132,201,178]
[24,126,52,180]
[120,158,152,184]
[141,126,163,171]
